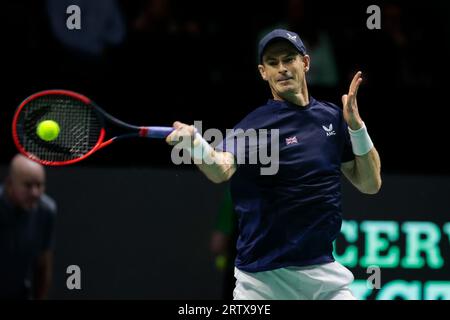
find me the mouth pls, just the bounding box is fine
[277,76,293,82]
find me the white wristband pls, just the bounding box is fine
[348,122,374,156]
[189,132,214,164]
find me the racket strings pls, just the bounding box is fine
[16,95,102,163]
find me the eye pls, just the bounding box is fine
[284,57,295,63]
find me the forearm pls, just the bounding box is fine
[166,122,237,183]
[197,151,236,184]
[353,146,381,194]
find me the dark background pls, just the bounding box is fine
[2,0,450,173]
[1,165,448,299]
[1,0,450,299]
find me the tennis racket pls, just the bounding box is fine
[12,89,174,166]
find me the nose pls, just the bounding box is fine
[277,62,288,73]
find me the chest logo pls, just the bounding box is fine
[322,124,336,136]
[285,136,298,145]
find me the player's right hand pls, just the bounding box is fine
[166,121,196,149]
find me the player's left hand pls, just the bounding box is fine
[342,71,364,130]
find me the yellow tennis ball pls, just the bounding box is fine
[36,120,60,142]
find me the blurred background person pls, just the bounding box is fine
[46,0,126,58]
[0,154,57,300]
[45,0,126,95]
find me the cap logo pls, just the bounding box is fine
[286,32,297,42]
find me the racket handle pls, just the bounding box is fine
[140,127,175,139]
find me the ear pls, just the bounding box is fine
[303,55,311,72]
[258,64,268,81]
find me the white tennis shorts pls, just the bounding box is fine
[233,261,356,300]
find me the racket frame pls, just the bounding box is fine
[12,89,172,166]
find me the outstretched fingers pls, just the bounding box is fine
[349,71,362,96]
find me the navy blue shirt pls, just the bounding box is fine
[0,186,57,299]
[218,97,354,272]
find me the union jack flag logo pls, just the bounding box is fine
[285,136,298,145]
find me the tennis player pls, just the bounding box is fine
[166,29,381,300]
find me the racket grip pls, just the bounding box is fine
[141,127,174,139]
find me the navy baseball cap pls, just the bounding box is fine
[258,29,307,63]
